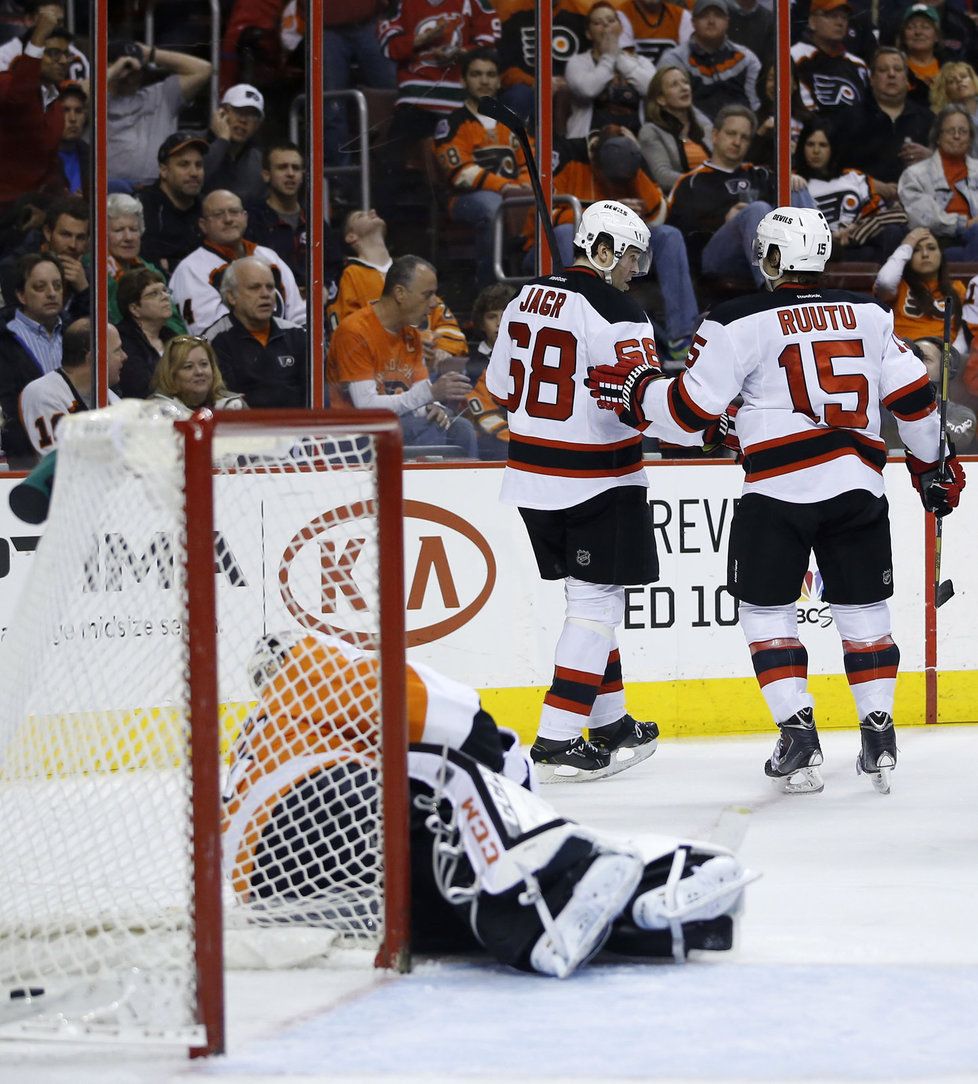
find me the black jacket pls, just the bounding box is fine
[137,181,202,276]
[115,314,176,399]
[205,312,314,408]
[0,326,44,466]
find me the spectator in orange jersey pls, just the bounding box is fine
[549,126,700,360]
[874,226,966,350]
[327,208,469,371]
[462,281,514,459]
[434,48,533,288]
[616,0,693,67]
[326,254,477,458]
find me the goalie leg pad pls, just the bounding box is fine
[409,744,642,976]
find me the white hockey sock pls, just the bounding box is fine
[538,620,613,741]
[589,644,626,727]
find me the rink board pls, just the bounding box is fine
[0,461,973,744]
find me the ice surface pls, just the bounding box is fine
[4,725,977,1083]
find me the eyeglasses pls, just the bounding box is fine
[142,286,170,299]
[203,208,246,220]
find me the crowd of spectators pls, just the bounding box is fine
[2,0,978,466]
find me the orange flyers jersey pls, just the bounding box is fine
[892,279,965,344]
[326,302,427,401]
[221,634,487,899]
[465,369,510,440]
[327,258,468,356]
[553,145,664,224]
[433,107,530,196]
[615,0,692,64]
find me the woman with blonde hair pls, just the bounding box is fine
[149,335,246,416]
[638,66,712,192]
[930,61,978,150]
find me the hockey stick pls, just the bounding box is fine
[935,297,955,608]
[476,96,563,273]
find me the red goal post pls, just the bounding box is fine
[0,405,410,1059]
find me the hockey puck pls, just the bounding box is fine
[9,987,44,999]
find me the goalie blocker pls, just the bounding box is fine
[223,632,756,977]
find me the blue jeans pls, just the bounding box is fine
[324,21,396,179]
[401,410,478,459]
[450,189,504,289]
[945,222,978,260]
[649,224,698,345]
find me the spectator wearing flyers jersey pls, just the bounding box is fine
[667,104,815,286]
[168,188,305,335]
[433,48,533,288]
[791,0,870,125]
[616,0,692,68]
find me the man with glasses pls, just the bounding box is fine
[0,5,70,215]
[169,188,306,335]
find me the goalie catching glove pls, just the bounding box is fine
[585,357,663,430]
[905,446,967,517]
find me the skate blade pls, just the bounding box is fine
[777,765,824,795]
[534,761,617,784]
[857,753,894,795]
[605,739,658,777]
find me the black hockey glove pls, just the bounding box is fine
[585,359,661,430]
[702,405,740,455]
[905,446,967,517]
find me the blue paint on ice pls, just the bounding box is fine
[208,962,978,1079]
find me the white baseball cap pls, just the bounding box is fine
[221,84,264,117]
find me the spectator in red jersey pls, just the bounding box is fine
[0,7,69,215]
[374,0,497,215]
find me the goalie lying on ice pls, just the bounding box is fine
[222,631,757,977]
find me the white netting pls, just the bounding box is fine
[0,404,396,1049]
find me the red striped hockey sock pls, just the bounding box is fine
[842,636,900,718]
[749,637,813,723]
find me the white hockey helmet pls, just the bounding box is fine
[755,206,832,284]
[573,199,652,277]
[247,630,306,695]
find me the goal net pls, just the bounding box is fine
[0,402,408,1056]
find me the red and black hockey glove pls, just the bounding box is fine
[585,359,661,430]
[702,404,741,455]
[905,446,967,517]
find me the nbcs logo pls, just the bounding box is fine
[797,569,833,627]
[279,499,496,647]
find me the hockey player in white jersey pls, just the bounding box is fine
[223,630,756,977]
[586,206,966,795]
[485,200,662,782]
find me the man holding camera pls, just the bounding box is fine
[106,37,212,187]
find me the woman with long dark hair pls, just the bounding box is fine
[793,119,906,259]
[874,226,966,350]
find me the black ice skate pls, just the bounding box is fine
[530,735,614,783]
[856,711,897,795]
[764,708,824,794]
[588,714,659,777]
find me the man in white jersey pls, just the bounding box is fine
[586,206,966,795]
[19,318,124,456]
[485,200,661,783]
